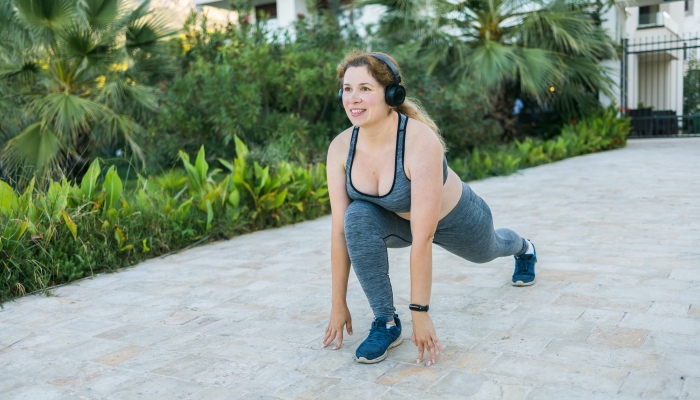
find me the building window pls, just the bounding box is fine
[639,5,660,27]
[255,3,277,19]
[686,0,694,14]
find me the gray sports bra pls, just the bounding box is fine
[346,113,448,213]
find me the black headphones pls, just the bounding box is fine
[338,53,407,108]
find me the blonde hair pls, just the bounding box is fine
[336,49,446,151]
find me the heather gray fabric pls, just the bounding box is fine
[344,182,528,320]
[346,113,448,213]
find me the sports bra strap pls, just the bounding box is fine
[396,114,408,168]
[346,126,360,174]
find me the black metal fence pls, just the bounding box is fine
[621,33,700,138]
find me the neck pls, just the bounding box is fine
[358,111,398,146]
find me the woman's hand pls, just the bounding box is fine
[411,311,443,366]
[322,304,353,350]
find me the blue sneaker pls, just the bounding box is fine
[355,314,402,364]
[512,241,536,286]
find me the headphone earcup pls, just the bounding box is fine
[338,89,344,106]
[385,84,406,107]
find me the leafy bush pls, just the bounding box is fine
[449,107,630,181]
[0,138,329,303]
[146,13,358,171]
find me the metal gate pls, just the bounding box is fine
[621,33,700,138]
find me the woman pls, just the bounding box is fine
[321,50,537,366]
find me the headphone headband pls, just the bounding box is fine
[368,53,402,85]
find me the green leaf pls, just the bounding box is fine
[178,150,202,193]
[80,159,101,200]
[218,158,234,173]
[119,244,134,252]
[103,166,123,210]
[205,199,213,232]
[194,146,208,185]
[114,225,125,247]
[0,180,17,216]
[227,188,240,208]
[234,136,249,159]
[176,199,192,217]
[273,189,287,208]
[61,209,77,240]
[43,181,69,223]
[142,239,150,253]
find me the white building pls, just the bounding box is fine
[193,0,308,28]
[602,0,699,133]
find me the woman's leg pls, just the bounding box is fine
[344,200,413,320]
[434,182,528,263]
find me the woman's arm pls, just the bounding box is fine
[322,131,354,350]
[405,121,445,365]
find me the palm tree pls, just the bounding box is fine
[363,0,618,139]
[0,0,177,183]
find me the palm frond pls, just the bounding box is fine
[31,92,107,139]
[82,0,122,31]
[1,122,63,178]
[517,47,560,97]
[13,0,79,40]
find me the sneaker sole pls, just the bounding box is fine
[512,279,536,287]
[355,335,403,364]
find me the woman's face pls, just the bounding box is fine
[341,66,388,126]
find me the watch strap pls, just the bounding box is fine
[409,304,429,312]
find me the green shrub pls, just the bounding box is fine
[449,107,630,181]
[0,138,329,303]
[146,13,357,171]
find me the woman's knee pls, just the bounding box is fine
[345,201,382,229]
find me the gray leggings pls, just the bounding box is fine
[344,182,528,320]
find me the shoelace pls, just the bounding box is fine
[363,320,394,347]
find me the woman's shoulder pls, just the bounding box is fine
[327,126,354,163]
[404,116,442,153]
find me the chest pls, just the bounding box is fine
[349,141,402,197]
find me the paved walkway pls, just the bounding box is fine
[1,138,700,399]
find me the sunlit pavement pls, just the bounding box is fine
[1,138,699,399]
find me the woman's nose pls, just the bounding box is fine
[348,90,361,103]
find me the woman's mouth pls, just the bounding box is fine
[350,109,366,117]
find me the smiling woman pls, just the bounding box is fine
[322,50,538,366]
[337,50,444,149]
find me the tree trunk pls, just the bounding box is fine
[487,81,518,141]
[62,130,94,183]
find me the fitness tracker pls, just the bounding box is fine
[409,304,429,312]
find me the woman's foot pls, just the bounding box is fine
[355,314,403,363]
[512,241,536,286]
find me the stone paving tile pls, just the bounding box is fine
[619,371,685,399]
[682,377,700,400]
[109,374,207,399]
[2,138,700,398]
[524,384,638,400]
[486,354,629,393]
[0,383,78,400]
[427,370,489,396]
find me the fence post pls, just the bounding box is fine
[621,38,628,115]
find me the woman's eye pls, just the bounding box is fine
[361,87,370,91]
